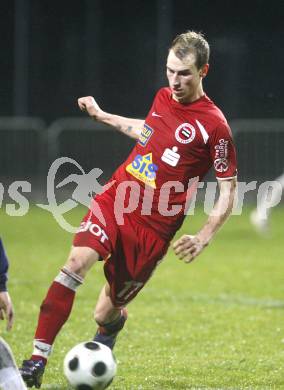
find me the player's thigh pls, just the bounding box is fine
[94,283,122,324]
[65,246,100,278]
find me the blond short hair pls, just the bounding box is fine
[170,31,210,70]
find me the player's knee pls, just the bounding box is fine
[65,246,99,278]
[66,255,85,277]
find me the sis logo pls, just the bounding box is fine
[126,153,158,188]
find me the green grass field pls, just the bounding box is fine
[1,205,284,389]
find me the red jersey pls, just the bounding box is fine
[107,88,237,240]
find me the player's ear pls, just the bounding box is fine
[199,63,209,78]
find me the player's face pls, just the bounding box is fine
[166,49,208,103]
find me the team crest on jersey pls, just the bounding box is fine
[175,123,196,144]
[138,124,154,147]
[126,152,158,188]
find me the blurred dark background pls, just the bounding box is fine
[2,0,283,121]
[1,0,284,201]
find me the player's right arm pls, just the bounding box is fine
[78,96,144,140]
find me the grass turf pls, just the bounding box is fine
[0,205,283,389]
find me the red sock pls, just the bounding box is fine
[34,281,75,345]
[31,268,82,361]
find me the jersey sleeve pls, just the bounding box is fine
[208,121,237,180]
[0,238,9,292]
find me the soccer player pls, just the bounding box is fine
[0,238,27,390]
[20,31,237,388]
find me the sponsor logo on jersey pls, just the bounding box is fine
[126,152,158,188]
[175,123,196,144]
[161,146,180,167]
[214,158,229,172]
[214,138,229,172]
[77,221,109,243]
[138,123,154,147]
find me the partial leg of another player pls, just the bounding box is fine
[251,171,284,233]
[20,246,100,388]
[93,283,128,350]
[0,337,27,390]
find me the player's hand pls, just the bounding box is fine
[77,96,103,119]
[0,291,14,331]
[172,234,207,263]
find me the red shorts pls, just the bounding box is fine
[73,188,169,306]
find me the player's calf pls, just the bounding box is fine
[21,248,100,387]
[94,308,128,350]
[20,267,84,388]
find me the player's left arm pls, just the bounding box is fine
[173,178,237,263]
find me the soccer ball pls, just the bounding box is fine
[63,341,117,389]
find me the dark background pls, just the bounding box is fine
[2,0,284,122]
